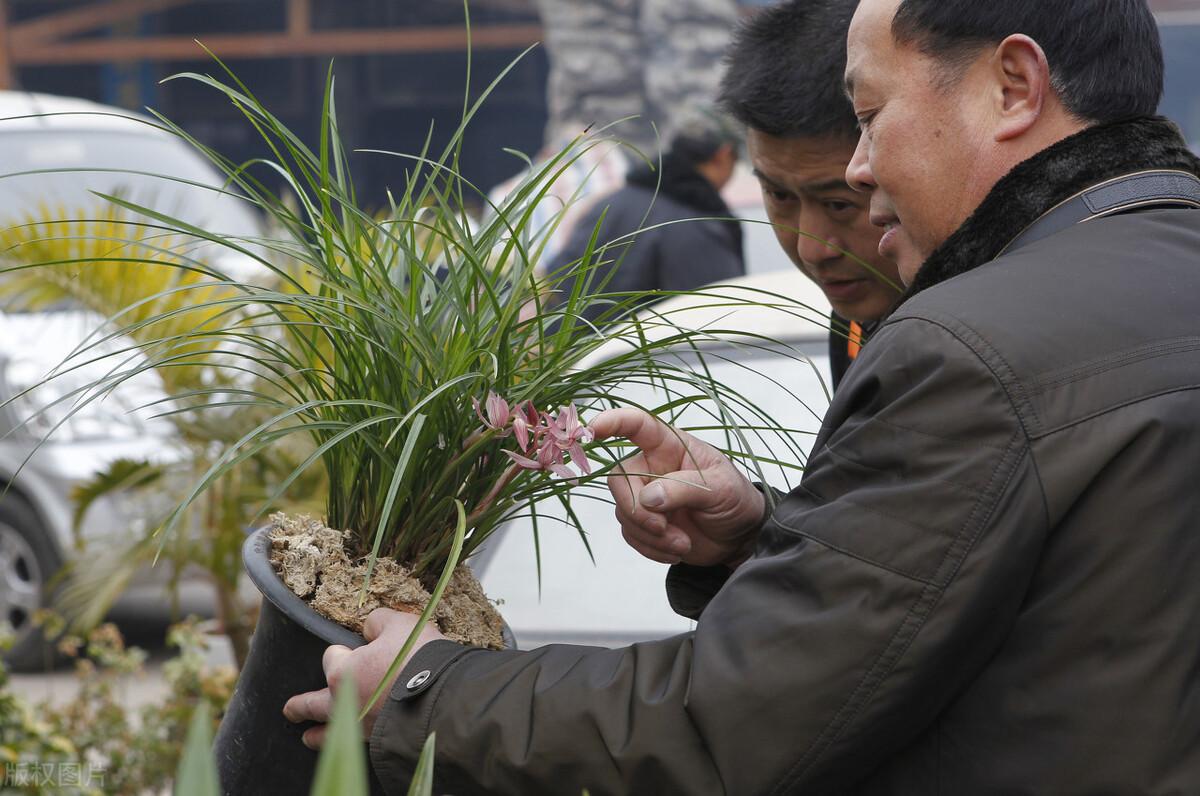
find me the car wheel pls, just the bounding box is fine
[0,495,61,672]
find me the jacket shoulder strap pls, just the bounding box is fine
[1002,169,1200,256]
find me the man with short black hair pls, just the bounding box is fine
[290,1,1200,792]
[720,0,902,388]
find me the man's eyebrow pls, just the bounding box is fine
[752,170,851,195]
[751,168,783,188]
[800,178,854,194]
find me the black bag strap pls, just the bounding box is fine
[1001,169,1200,256]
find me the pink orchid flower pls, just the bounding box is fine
[472,391,511,433]
[548,404,594,475]
[502,402,592,478]
[504,439,570,479]
[511,400,539,452]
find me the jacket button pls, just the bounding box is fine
[407,670,432,690]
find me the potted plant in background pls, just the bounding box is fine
[3,39,825,796]
[0,202,328,671]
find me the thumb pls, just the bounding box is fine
[638,470,717,514]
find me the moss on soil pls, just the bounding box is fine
[268,513,504,650]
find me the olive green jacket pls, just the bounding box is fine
[370,117,1200,794]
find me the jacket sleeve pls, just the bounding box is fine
[664,483,786,620]
[369,315,1049,795]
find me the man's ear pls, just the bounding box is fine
[989,34,1052,142]
[709,143,739,185]
[715,143,738,170]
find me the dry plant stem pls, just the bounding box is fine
[201,475,250,670]
[465,462,521,530]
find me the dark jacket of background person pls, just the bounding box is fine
[369,117,1200,794]
[549,151,745,326]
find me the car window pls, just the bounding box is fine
[0,310,173,443]
[476,339,830,649]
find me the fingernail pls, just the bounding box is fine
[671,536,690,555]
[640,484,665,509]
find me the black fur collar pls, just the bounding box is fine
[906,116,1200,298]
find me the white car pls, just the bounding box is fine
[0,91,265,669]
[475,269,832,648]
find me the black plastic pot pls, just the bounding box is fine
[214,527,382,794]
[214,527,516,794]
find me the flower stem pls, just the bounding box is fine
[465,462,520,530]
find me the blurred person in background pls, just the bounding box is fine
[488,0,740,272]
[549,106,745,326]
[720,0,904,389]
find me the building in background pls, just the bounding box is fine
[534,0,739,153]
[1157,1,1200,149]
[0,0,551,204]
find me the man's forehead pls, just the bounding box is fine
[748,133,856,191]
[845,0,901,95]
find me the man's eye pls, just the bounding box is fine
[765,189,793,202]
[825,201,855,213]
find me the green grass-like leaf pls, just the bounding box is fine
[174,701,220,796]
[311,671,370,796]
[407,733,437,796]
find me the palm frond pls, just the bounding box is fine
[69,457,166,538]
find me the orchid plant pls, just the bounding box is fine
[1,16,826,601]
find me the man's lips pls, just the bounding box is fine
[819,277,871,302]
[871,213,902,259]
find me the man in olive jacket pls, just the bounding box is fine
[286,0,1200,792]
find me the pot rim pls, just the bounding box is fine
[243,524,518,651]
[242,526,366,649]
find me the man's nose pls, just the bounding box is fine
[797,231,843,267]
[846,131,875,194]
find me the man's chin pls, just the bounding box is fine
[829,293,896,326]
[897,252,925,287]
[877,224,924,287]
[890,239,927,287]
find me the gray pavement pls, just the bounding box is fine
[11,580,241,710]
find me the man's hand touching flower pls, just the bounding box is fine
[589,407,765,569]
